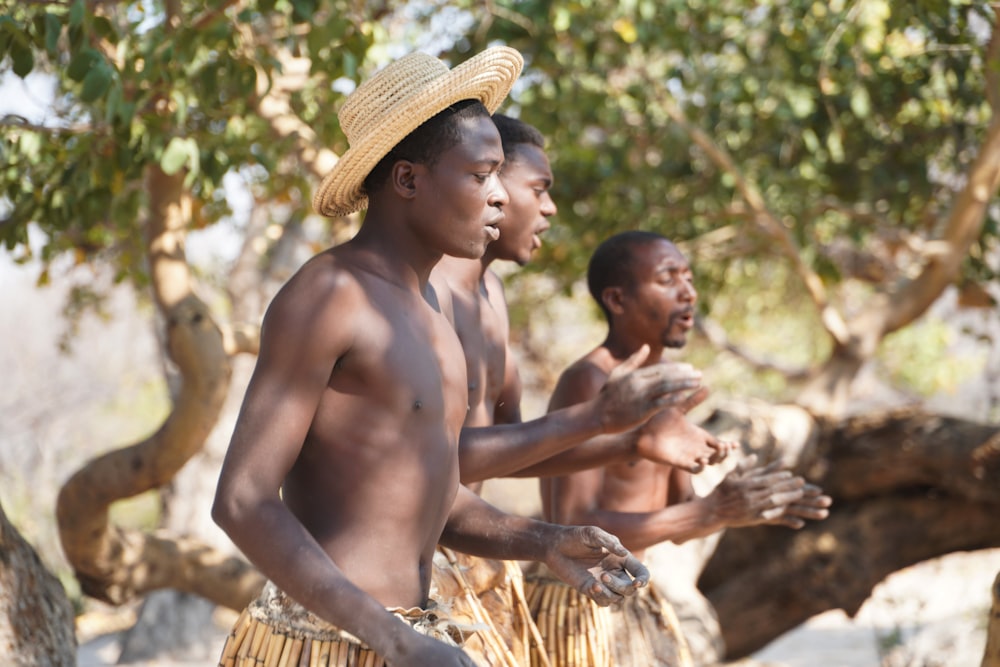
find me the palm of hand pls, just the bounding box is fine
[636,412,717,472]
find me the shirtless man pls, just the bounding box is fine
[211,50,701,667]
[434,115,730,489]
[537,230,833,666]
[429,116,735,666]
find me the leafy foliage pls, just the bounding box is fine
[446,0,997,307]
[1,0,377,280]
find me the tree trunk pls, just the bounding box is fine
[984,570,1000,667]
[696,404,1000,659]
[55,166,264,610]
[0,500,76,666]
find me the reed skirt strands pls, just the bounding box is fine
[606,583,694,667]
[218,581,467,667]
[523,574,612,667]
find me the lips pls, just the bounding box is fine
[675,308,695,329]
[485,214,503,241]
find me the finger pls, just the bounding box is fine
[770,515,806,529]
[801,484,829,499]
[783,503,831,520]
[600,569,638,596]
[610,344,650,379]
[652,386,705,409]
[677,385,710,414]
[623,554,650,587]
[760,506,785,521]
[580,577,621,607]
[581,526,628,557]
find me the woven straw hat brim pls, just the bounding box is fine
[312,46,524,218]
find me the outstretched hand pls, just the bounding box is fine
[596,345,703,435]
[634,388,738,473]
[706,455,830,529]
[544,525,649,607]
[767,482,832,528]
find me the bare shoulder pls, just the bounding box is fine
[548,351,611,410]
[428,271,456,326]
[261,249,368,347]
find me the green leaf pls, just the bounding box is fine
[160,137,197,175]
[67,47,100,82]
[80,63,112,103]
[10,40,33,78]
[850,84,871,118]
[44,13,62,55]
[69,0,85,29]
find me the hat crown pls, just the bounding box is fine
[339,53,450,145]
[314,46,523,218]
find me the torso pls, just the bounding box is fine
[279,246,469,607]
[444,269,509,428]
[544,347,675,560]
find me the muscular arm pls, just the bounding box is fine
[507,430,639,477]
[440,485,649,605]
[211,264,417,660]
[458,348,702,482]
[555,455,825,553]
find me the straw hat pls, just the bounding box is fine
[312,46,524,218]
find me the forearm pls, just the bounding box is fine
[458,400,605,483]
[439,486,559,561]
[212,495,412,657]
[507,431,639,478]
[575,498,726,552]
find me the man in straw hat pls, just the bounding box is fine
[532,230,832,666]
[212,48,705,667]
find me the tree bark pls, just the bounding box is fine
[984,570,1000,667]
[697,405,1000,659]
[55,165,264,610]
[0,500,76,667]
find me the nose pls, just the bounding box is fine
[682,279,698,303]
[488,173,509,208]
[540,192,557,218]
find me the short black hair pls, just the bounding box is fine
[492,114,545,163]
[363,99,491,196]
[587,230,669,321]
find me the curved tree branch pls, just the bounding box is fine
[642,74,850,349]
[54,165,262,609]
[797,10,1000,417]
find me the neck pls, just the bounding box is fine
[352,214,440,291]
[435,253,491,292]
[603,328,664,366]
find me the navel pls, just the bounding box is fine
[413,400,423,411]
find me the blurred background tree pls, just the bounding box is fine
[1,0,999,664]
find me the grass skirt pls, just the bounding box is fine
[431,547,552,666]
[217,580,465,667]
[525,569,692,667]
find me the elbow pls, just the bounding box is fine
[211,492,234,534]
[211,483,250,537]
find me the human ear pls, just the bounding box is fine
[602,286,626,316]
[391,160,419,200]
